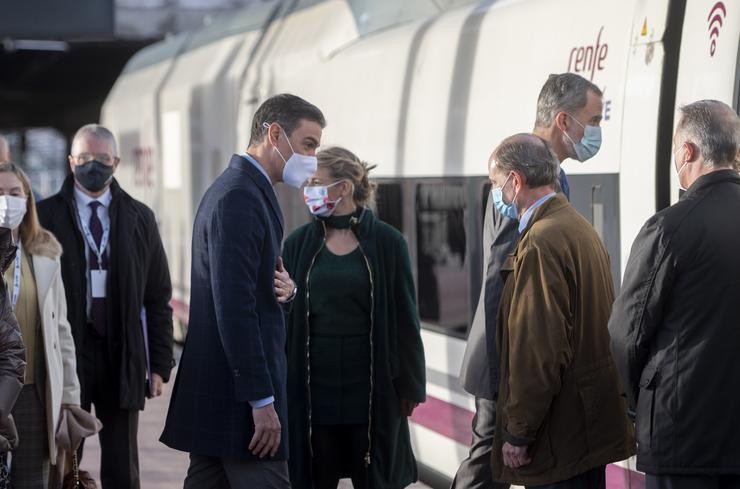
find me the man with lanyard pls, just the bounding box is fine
[37,124,174,489]
[453,72,604,489]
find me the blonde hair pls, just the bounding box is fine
[317,147,377,207]
[0,162,61,258]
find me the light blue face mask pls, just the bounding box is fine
[564,114,602,162]
[491,173,518,220]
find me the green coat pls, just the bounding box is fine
[282,209,426,489]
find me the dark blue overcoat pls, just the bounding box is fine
[161,154,288,459]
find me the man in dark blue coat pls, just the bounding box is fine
[161,94,325,488]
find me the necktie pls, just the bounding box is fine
[89,201,107,336]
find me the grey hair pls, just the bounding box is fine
[676,100,740,168]
[491,133,560,188]
[535,73,603,128]
[71,124,118,156]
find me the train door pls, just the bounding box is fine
[672,0,740,202]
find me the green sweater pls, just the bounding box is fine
[308,246,371,424]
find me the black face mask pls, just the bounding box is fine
[74,160,114,193]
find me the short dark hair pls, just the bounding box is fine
[677,100,740,168]
[249,93,326,146]
[491,133,559,188]
[535,73,603,128]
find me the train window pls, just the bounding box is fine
[375,182,403,232]
[415,182,469,336]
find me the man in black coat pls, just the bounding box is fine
[160,94,324,488]
[37,124,174,489]
[609,100,740,489]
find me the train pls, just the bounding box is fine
[100,0,740,487]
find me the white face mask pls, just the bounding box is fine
[0,195,27,230]
[264,122,318,188]
[674,145,690,191]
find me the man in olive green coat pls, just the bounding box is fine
[488,134,635,488]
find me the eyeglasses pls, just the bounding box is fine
[73,153,118,165]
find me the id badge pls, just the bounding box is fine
[91,270,108,298]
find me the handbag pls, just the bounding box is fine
[0,452,11,489]
[61,452,96,489]
[54,406,101,489]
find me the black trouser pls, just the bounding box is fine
[646,474,740,489]
[311,424,368,489]
[451,397,510,489]
[185,454,290,489]
[79,333,140,489]
[527,466,605,489]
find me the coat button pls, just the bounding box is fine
[233,369,240,377]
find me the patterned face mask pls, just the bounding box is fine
[303,181,344,217]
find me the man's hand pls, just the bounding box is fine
[400,399,419,417]
[151,373,164,397]
[274,257,295,303]
[249,403,281,458]
[502,441,531,469]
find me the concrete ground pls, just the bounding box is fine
[80,368,430,488]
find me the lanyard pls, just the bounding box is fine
[11,241,21,308]
[79,205,110,270]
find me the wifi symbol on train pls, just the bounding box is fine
[708,1,727,57]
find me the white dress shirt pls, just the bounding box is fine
[73,186,112,316]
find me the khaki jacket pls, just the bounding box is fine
[491,194,635,486]
[27,234,80,461]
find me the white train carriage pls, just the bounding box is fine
[101,0,740,486]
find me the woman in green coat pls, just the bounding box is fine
[282,146,426,489]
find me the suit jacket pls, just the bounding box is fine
[161,154,289,459]
[459,197,517,399]
[37,177,174,410]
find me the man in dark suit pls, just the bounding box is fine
[161,93,325,488]
[37,124,174,489]
[452,73,603,489]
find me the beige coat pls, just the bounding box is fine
[491,195,635,486]
[27,234,80,461]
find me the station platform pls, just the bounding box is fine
[79,367,430,488]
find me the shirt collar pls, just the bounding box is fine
[518,192,557,233]
[241,153,272,185]
[73,184,112,209]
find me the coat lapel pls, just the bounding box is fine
[228,154,284,234]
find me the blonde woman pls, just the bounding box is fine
[283,147,426,489]
[0,162,80,488]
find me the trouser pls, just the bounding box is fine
[10,385,50,489]
[311,424,368,489]
[451,397,509,489]
[646,474,740,489]
[184,453,291,489]
[527,466,605,489]
[79,334,140,489]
